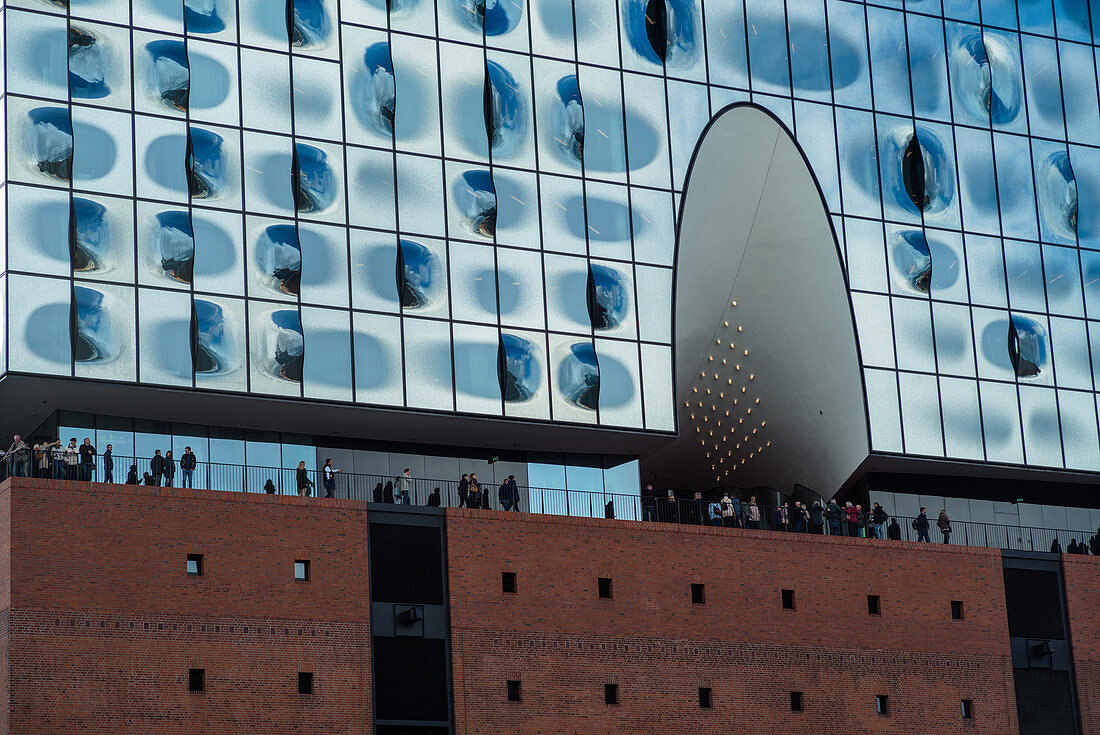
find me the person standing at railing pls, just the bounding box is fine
[49,440,65,479]
[887,518,901,540]
[6,436,30,479]
[296,461,314,497]
[843,502,859,537]
[1090,531,1100,556]
[150,450,165,486]
[34,439,59,478]
[720,493,735,527]
[745,496,761,530]
[809,501,824,535]
[872,502,889,540]
[397,469,412,505]
[641,484,658,522]
[731,495,743,528]
[78,438,96,482]
[427,487,441,507]
[1051,538,1063,554]
[1067,539,1079,554]
[792,502,807,533]
[708,498,723,527]
[499,475,520,512]
[689,492,706,525]
[162,451,176,488]
[466,476,480,508]
[63,438,79,481]
[457,474,470,508]
[180,447,197,489]
[913,507,930,542]
[825,499,841,536]
[937,509,952,544]
[322,458,340,498]
[125,464,139,485]
[103,444,114,483]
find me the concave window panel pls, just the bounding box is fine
[193,295,248,392]
[486,50,536,169]
[453,322,504,416]
[439,41,492,163]
[298,222,350,308]
[137,203,193,290]
[73,282,136,383]
[188,125,239,214]
[301,306,353,402]
[247,216,301,303]
[397,237,449,320]
[1032,140,1078,247]
[9,97,72,189]
[247,301,304,397]
[133,33,189,118]
[939,377,985,461]
[446,165,496,243]
[588,261,637,341]
[496,247,546,331]
[352,311,403,407]
[137,287,193,387]
[7,274,72,376]
[532,58,583,177]
[972,308,1017,381]
[341,26,394,147]
[185,0,238,42]
[548,333,599,425]
[501,329,551,421]
[544,253,593,335]
[401,317,454,412]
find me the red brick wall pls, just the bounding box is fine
[446,509,1019,735]
[1065,555,1100,735]
[2,478,371,735]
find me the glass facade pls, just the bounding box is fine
[3,0,1100,470]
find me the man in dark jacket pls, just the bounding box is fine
[457,474,470,508]
[915,507,931,542]
[690,491,706,525]
[1090,532,1100,557]
[825,499,842,536]
[78,438,96,482]
[103,444,114,483]
[180,447,197,489]
[498,475,520,511]
[809,501,824,535]
[887,518,901,540]
[150,450,164,487]
[872,503,889,539]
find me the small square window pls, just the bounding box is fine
[298,672,313,695]
[294,560,310,582]
[876,695,889,716]
[502,571,517,594]
[781,589,795,610]
[867,595,881,615]
[186,554,203,576]
[698,687,712,708]
[188,668,205,692]
[961,699,973,719]
[691,583,706,605]
[604,684,619,705]
[951,600,964,620]
[598,577,613,599]
[790,691,803,712]
[507,680,522,702]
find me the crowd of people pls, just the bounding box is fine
[0,434,200,489]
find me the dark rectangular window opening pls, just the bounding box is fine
[188,668,205,692]
[790,691,803,712]
[298,672,313,695]
[698,687,712,708]
[876,695,889,716]
[867,594,881,615]
[186,553,203,576]
[598,577,613,599]
[961,699,973,719]
[604,683,619,705]
[502,571,517,594]
[781,589,795,610]
[507,680,522,702]
[691,583,706,605]
[951,600,964,620]
[294,560,310,582]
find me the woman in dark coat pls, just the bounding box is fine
[382,480,394,504]
[162,450,176,487]
[125,464,139,485]
[264,479,277,494]
[296,461,313,497]
[372,482,384,503]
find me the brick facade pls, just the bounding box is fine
[1065,555,1100,735]
[1,478,371,734]
[445,510,1019,735]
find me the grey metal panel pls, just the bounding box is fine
[1043,505,1069,530]
[969,499,996,524]
[945,496,971,523]
[893,493,921,518]
[1019,503,1046,527]
[490,460,527,487]
[387,453,426,480]
[424,455,462,485]
[1066,506,1093,531]
[353,450,389,478]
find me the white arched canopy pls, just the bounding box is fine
[642,105,870,497]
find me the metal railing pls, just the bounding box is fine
[2,452,1097,555]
